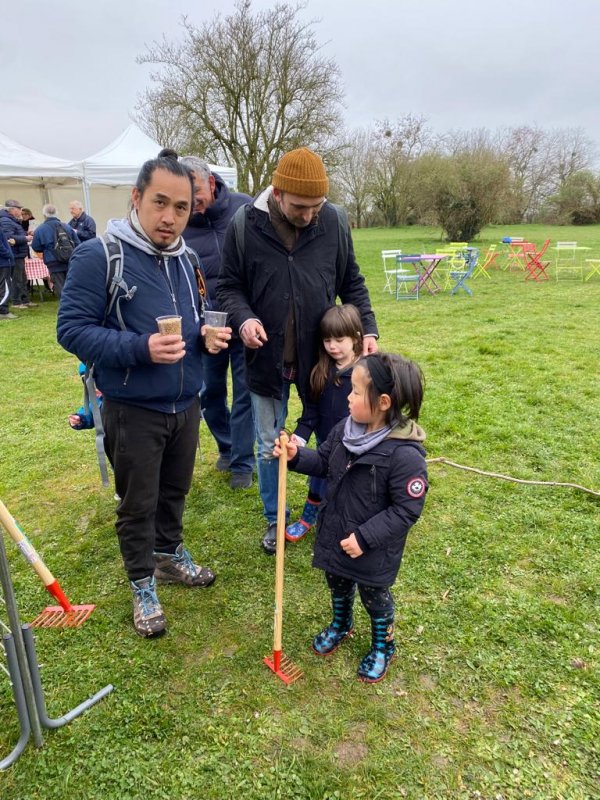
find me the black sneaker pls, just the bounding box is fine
[261,522,278,555]
[215,454,231,471]
[230,472,252,490]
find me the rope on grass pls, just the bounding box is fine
[426,457,600,498]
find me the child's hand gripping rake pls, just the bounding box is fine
[0,499,95,628]
[263,432,303,685]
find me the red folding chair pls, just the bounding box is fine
[524,239,551,281]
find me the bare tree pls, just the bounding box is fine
[135,1,344,193]
[330,128,375,227]
[369,115,430,226]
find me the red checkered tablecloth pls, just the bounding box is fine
[25,258,50,280]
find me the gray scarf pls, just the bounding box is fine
[105,214,199,324]
[343,417,393,455]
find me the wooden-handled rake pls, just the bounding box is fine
[263,432,303,685]
[0,499,95,628]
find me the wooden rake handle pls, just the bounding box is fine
[273,432,289,654]
[0,499,72,611]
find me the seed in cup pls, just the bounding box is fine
[156,315,182,335]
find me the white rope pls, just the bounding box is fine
[426,457,600,497]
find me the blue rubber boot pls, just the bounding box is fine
[286,498,319,542]
[312,588,355,656]
[357,612,395,683]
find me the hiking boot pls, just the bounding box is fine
[261,521,278,555]
[286,498,319,542]
[215,454,231,471]
[130,576,166,638]
[230,472,252,490]
[154,543,216,587]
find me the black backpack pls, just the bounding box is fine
[53,222,75,263]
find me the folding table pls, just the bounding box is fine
[395,254,447,296]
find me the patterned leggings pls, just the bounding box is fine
[325,572,395,614]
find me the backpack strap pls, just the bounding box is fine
[83,364,109,487]
[82,234,136,488]
[184,246,209,315]
[99,233,135,330]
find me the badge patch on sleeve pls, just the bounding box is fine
[407,477,426,498]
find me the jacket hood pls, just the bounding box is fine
[388,420,426,442]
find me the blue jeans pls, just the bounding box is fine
[250,383,292,523]
[201,337,255,474]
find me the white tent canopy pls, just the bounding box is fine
[0,124,238,232]
[0,131,81,181]
[81,124,237,189]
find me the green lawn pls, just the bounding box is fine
[0,224,599,799]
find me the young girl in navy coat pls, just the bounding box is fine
[286,304,364,542]
[275,352,428,683]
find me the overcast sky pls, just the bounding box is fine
[2,0,599,161]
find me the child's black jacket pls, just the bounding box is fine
[290,419,428,587]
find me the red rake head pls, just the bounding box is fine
[30,604,95,629]
[263,651,303,685]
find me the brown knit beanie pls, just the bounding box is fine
[272,147,329,197]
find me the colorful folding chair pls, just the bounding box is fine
[555,242,583,281]
[381,250,403,293]
[473,244,499,278]
[450,248,479,295]
[394,255,419,300]
[524,239,551,281]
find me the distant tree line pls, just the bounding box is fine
[135,1,599,241]
[330,118,598,238]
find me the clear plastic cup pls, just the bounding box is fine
[156,315,182,335]
[203,310,227,349]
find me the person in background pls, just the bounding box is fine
[0,227,16,320]
[274,352,428,684]
[68,201,96,242]
[286,304,364,543]
[217,147,379,554]
[31,204,80,298]
[20,208,35,234]
[181,156,255,490]
[57,149,231,639]
[0,199,33,309]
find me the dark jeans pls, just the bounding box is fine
[200,337,255,474]
[102,397,201,581]
[0,266,11,314]
[11,257,29,304]
[50,268,67,298]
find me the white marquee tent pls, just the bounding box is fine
[0,131,82,219]
[0,124,238,233]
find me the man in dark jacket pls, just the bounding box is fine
[57,150,231,638]
[181,156,255,490]
[31,204,80,298]
[0,227,15,319]
[68,201,96,241]
[0,199,32,308]
[217,147,379,554]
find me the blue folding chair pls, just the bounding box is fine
[394,254,420,300]
[450,247,479,295]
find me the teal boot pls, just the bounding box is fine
[357,612,396,683]
[312,588,355,655]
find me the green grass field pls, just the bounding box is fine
[0,224,599,799]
